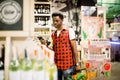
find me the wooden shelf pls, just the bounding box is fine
[32,0,52,40]
[34,2,51,4]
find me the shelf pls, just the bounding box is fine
[32,0,52,40]
[34,14,50,16]
[34,26,50,29]
[0,31,29,37]
[34,2,51,4]
[34,33,50,36]
[106,30,120,32]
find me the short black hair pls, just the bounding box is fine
[52,12,64,20]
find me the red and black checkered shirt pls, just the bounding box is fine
[51,29,74,70]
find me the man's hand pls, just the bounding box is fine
[75,64,81,71]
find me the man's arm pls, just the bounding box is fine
[70,39,79,65]
[69,28,80,70]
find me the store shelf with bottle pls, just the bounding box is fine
[34,1,51,27]
[34,2,51,14]
[31,0,52,41]
[34,16,51,27]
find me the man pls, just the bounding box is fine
[51,12,80,80]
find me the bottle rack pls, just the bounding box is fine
[34,16,50,27]
[34,4,50,14]
[32,0,52,40]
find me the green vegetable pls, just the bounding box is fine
[76,71,87,80]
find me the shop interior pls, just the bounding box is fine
[0,0,120,80]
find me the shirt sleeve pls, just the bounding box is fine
[69,28,76,40]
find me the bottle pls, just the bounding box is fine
[21,49,33,80]
[39,5,43,14]
[32,49,45,80]
[37,4,40,14]
[40,45,50,80]
[46,5,50,14]
[50,50,57,80]
[0,44,4,80]
[42,5,45,14]
[9,46,21,80]
[45,17,48,26]
[38,17,41,25]
[46,49,57,80]
[41,17,44,26]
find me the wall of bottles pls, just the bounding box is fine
[34,4,50,14]
[34,16,50,26]
[33,1,51,39]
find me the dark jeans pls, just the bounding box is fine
[58,66,75,80]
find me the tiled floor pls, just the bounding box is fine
[107,62,120,80]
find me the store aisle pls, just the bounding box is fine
[107,62,120,80]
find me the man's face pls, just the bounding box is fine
[52,16,63,29]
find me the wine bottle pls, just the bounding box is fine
[42,5,46,14]
[0,44,4,80]
[41,17,44,26]
[38,16,41,25]
[21,49,33,80]
[46,5,50,14]
[9,46,20,80]
[40,5,43,14]
[45,17,48,26]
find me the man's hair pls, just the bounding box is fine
[52,12,64,20]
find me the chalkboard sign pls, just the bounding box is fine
[0,0,23,31]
